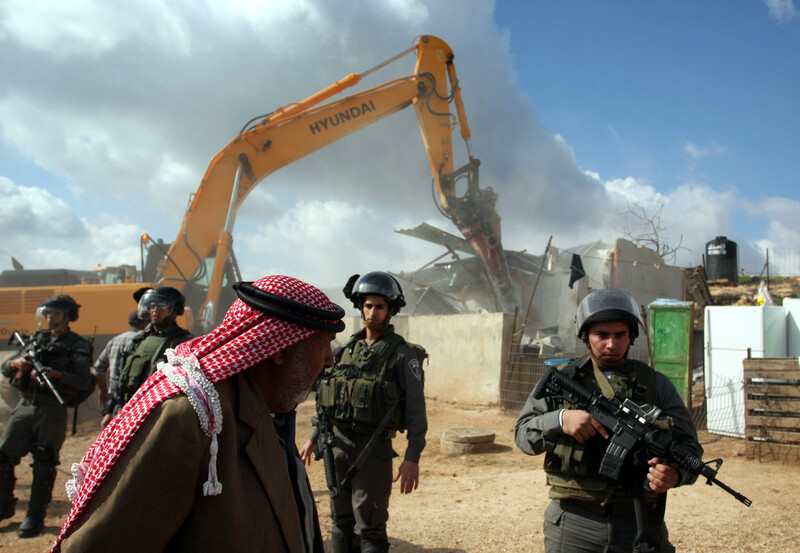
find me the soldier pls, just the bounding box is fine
[95,309,148,428]
[300,271,427,553]
[110,286,192,412]
[0,294,93,538]
[515,288,702,553]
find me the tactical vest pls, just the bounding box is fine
[543,356,672,504]
[317,332,408,433]
[14,330,90,406]
[121,324,191,401]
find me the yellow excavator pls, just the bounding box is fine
[0,35,519,352]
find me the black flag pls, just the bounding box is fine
[568,254,585,289]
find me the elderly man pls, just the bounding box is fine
[52,275,345,553]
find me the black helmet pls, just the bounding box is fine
[576,289,644,341]
[133,286,153,303]
[128,310,145,326]
[345,271,406,314]
[137,286,186,319]
[40,294,80,321]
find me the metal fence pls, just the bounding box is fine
[741,246,800,276]
[500,346,550,413]
[764,248,800,277]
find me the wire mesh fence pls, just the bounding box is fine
[499,346,550,413]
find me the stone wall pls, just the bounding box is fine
[337,313,513,405]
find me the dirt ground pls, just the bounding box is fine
[0,396,797,553]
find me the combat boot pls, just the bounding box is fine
[0,457,16,521]
[18,459,56,538]
[331,525,360,553]
[361,537,390,553]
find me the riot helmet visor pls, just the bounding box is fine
[36,306,69,331]
[137,287,184,320]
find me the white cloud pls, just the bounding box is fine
[659,183,739,265]
[0,177,142,270]
[0,0,192,58]
[238,199,441,287]
[604,176,663,207]
[762,0,799,22]
[570,175,743,268]
[0,0,795,285]
[758,196,800,245]
[0,94,188,207]
[0,177,87,239]
[594,171,800,275]
[25,223,142,271]
[682,140,728,160]
[0,1,493,219]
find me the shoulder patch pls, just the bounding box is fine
[409,358,422,381]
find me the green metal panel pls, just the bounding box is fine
[649,301,693,403]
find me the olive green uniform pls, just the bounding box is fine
[112,321,191,410]
[515,356,702,553]
[0,329,92,527]
[316,325,426,551]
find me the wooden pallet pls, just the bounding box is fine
[743,358,800,463]
[745,441,800,463]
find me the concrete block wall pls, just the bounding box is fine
[335,313,513,406]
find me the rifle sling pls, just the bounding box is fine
[72,404,79,435]
[337,399,400,493]
[630,486,656,553]
[593,363,616,399]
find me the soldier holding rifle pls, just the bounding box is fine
[515,289,702,553]
[0,294,92,538]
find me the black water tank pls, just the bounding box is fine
[705,236,738,282]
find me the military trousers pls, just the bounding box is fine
[331,426,395,542]
[0,399,67,464]
[543,499,675,553]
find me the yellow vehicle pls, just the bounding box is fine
[0,35,518,352]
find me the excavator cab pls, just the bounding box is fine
[141,236,241,335]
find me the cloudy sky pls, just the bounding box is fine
[1,0,798,290]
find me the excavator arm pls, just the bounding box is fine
[160,35,519,328]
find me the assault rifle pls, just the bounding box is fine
[10,331,66,405]
[311,392,400,502]
[312,407,340,498]
[533,365,751,506]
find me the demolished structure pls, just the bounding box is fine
[319,226,691,408]
[387,225,686,357]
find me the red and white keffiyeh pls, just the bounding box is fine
[51,275,341,552]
